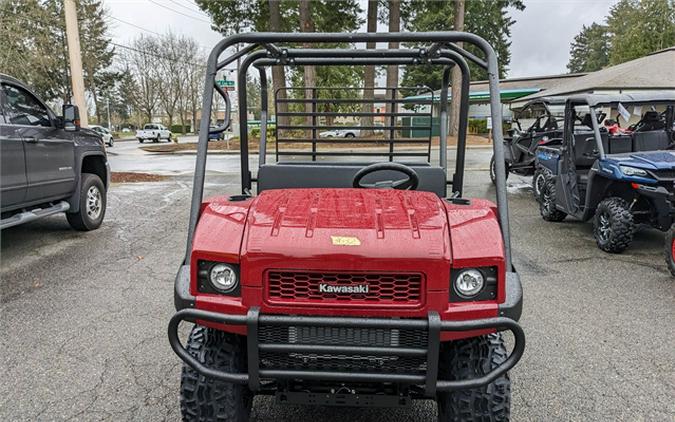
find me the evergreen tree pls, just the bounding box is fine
[0,0,65,101]
[77,0,116,123]
[196,0,363,123]
[566,0,674,73]
[606,0,675,65]
[400,0,525,89]
[0,0,114,109]
[567,23,610,73]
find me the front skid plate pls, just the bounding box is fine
[277,391,411,408]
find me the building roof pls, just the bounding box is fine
[517,47,675,102]
[403,73,586,103]
[567,92,675,107]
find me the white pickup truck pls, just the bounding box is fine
[136,123,171,143]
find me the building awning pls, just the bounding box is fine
[404,88,541,103]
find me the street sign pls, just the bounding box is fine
[216,79,235,87]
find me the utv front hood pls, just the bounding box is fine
[240,189,451,290]
[610,151,675,170]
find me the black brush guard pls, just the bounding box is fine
[168,308,525,396]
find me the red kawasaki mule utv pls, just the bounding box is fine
[168,32,525,421]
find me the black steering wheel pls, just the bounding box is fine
[352,162,419,190]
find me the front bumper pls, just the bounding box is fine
[168,308,525,396]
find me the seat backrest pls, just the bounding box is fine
[257,162,447,197]
[633,131,669,152]
[607,135,632,154]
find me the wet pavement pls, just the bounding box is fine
[1,146,673,421]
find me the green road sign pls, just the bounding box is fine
[216,80,235,87]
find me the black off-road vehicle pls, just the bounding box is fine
[490,97,565,197]
[0,74,110,230]
[536,93,675,271]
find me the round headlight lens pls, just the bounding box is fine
[454,269,485,298]
[209,263,238,292]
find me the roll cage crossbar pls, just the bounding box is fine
[187,32,512,270]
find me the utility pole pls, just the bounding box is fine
[107,97,112,131]
[64,0,88,127]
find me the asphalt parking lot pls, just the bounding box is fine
[1,141,674,421]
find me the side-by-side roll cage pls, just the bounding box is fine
[187,32,512,270]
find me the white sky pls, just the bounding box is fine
[105,0,619,79]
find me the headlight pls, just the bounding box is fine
[209,263,238,292]
[454,269,485,298]
[619,166,648,177]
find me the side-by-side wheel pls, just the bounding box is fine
[539,179,566,222]
[532,169,548,200]
[592,197,634,253]
[180,326,252,422]
[437,333,511,421]
[489,155,509,185]
[665,225,675,277]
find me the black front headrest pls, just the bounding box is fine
[643,111,660,122]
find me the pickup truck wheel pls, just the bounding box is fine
[108,138,114,147]
[593,197,634,253]
[138,138,144,143]
[345,132,356,138]
[664,225,675,277]
[180,325,252,422]
[539,179,566,222]
[437,333,511,422]
[154,134,160,143]
[66,173,106,231]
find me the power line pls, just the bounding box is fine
[146,0,211,23]
[181,0,210,15]
[108,16,163,36]
[165,0,210,18]
[111,42,205,68]
[106,15,212,52]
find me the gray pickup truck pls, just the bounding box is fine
[1,74,110,231]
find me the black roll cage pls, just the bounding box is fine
[187,32,512,270]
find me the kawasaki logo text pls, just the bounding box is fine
[318,284,369,294]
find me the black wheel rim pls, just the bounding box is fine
[597,212,611,242]
[544,196,553,214]
[535,174,545,195]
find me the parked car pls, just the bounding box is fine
[0,74,110,230]
[319,128,360,138]
[490,97,565,198]
[136,123,171,143]
[90,124,114,147]
[536,93,675,271]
